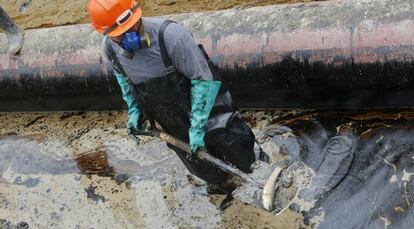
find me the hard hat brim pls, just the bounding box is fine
[107,7,142,37]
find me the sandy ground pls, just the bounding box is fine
[1,0,315,29]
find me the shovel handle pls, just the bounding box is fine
[145,129,261,186]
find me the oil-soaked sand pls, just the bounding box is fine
[2,110,412,228]
[0,111,305,228]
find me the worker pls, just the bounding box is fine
[87,0,266,189]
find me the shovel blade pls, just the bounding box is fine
[232,161,303,213]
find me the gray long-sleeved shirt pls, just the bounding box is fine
[102,17,213,84]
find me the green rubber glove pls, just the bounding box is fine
[114,71,141,132]
[189,80,221,155]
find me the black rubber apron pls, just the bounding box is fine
[133,21,236,141]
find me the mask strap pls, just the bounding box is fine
[104,3,142,36]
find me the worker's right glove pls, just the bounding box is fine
[188,80,221,160]
[127,111,142,134]
[114,71,143,137]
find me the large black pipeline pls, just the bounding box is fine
[0,0,414,111]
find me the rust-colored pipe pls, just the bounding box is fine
[1,0,414,111]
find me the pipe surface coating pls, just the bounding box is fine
[0,0,413,111]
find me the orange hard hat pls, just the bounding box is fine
[88,0,142,37]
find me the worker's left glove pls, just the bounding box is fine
[189,80,221,160]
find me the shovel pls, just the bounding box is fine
[129,128,286,211]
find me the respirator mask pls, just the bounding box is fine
[121,31,151,59]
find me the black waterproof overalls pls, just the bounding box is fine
[106,20,256,185]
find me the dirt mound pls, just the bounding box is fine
[2,0,314,30]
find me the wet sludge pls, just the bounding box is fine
[0,117,222,228]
